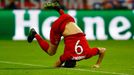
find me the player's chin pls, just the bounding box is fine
[63,60,77,68]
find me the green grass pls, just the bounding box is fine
[0,40,134,75]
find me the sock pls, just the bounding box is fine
[35,34,49,53]
[59,9,64,15]
[54,6,65,15]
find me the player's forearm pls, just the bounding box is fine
[95,48,106,65]
[93,51,105,68]
[54,59,63,67]
[96,52,105,65]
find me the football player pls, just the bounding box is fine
[28,0,106,68]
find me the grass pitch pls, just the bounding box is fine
[0,40,134,75]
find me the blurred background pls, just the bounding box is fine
[0,0,134,10]
[0,0,134,40]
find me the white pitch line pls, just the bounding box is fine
[62,68,129,75]
[0,60,47,68]
[0,60,129,75]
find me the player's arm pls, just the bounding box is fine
[54,59,63,67]
[93,48,106,68]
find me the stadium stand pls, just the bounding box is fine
[0,0,134,10]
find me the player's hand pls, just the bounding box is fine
[98,47,106,53]
[92,64,100,68]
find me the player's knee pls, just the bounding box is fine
[48,52,56,56]
[47,49,56,56]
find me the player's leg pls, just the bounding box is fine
[35,34,58,56]
[27,28,57,56]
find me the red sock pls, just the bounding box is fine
[35,34,49,53]
[59,9,64,15]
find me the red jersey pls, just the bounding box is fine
[50,13,98,62]
[50,14,75,45]
[60,33,99,62]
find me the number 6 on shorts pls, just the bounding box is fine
[75,40,83,55]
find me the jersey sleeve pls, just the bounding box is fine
[86,47,99,59]
[90,47,99,56]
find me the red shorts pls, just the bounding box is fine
[60,33,99,62]
[50,14,75,45]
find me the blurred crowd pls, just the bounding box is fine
[0,0,134,10]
